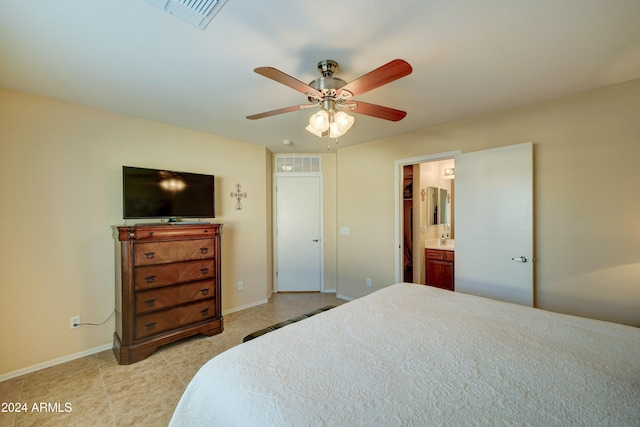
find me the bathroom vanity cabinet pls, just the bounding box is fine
[425,248,454,291]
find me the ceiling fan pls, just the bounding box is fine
[246,59,413,138]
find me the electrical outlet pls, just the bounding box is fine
[366,278,372,287]
[70,315,80,330]
[237,281,243,291]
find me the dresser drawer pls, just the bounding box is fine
[135,300,216,340]
[134,259,215,290]
[134,239,215,266]
[135,280,215,314]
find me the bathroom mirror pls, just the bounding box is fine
[427,186,448,225]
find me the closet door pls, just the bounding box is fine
[275,175,322,292]
[454,142,534,306]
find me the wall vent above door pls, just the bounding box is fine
[147,0,229,30]
[275,156,321,173]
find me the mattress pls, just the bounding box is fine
[170,283,640,426]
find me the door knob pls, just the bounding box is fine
[312,239,319,242]
[511,256,528,263]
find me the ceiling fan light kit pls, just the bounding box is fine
[306,109,329,136]
[305,109,355,138]
[247,59,412,141]
[329,110,355,138]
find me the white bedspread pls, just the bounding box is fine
[170,283,640,426]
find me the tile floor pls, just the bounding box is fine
[0,292,347,427]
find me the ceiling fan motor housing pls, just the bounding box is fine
[317,59,338,77]
[308,60,349,103]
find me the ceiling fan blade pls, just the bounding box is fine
[339,59,412,97]
[346,101,407,121]
[254,67,319,96]
[246,104,316,120]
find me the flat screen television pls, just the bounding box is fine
[123,166,215,220]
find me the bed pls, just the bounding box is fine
[169,283,640,426]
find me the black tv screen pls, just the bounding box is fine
[123,166,215,219]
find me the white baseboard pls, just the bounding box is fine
[336,294,354,301]
[0,343,112,382]
[3,295,335,382]
[222,299,269,315]
[2,300,267,382]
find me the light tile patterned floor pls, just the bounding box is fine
[0,292,347,427]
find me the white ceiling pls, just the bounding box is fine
[1,0,639,153]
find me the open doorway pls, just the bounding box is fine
[402,164,420,282]
[396,152,459,284]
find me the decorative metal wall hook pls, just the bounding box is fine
[230,183,247,210]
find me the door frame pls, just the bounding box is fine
[394,150,461,283]
[273,172,324,293]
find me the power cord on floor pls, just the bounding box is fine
[77,309,116,327]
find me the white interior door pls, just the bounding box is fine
[275,175,322,292]
[454,142,534,306]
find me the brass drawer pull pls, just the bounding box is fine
[144,251,155,259]
[200,288,209,295]
[200,308,209,316]
[200,267,209,275]
[144,275,156,284]
[200,247,209,254]
[145,322,156,330]
[144,299,156,307]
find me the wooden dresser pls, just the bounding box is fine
[112,223,223,364]
[425,248,454,291]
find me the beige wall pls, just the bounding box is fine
[336,78,640,327]
[2,77,638,376]
[0,89,272,376]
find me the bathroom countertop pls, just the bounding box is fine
[425,239,455,251]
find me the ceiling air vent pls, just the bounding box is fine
[147,0,229,30]
[276,157,321,173]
